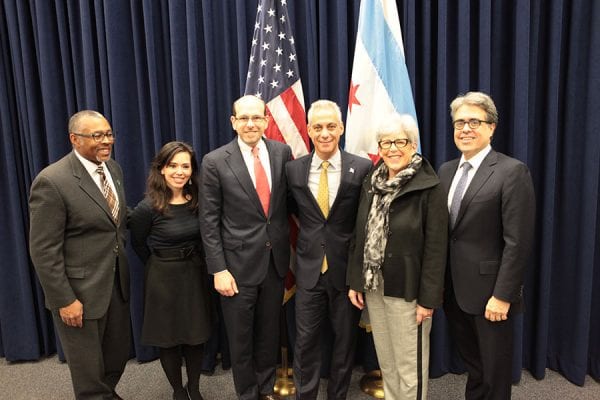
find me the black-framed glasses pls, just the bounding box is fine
[452,119,491,130]
[235,115,266,124]
[378,138,410,149]
[72,130,115,142]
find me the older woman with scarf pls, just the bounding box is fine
[347,114,447,400]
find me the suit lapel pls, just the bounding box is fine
[69,152,116,225]
[225,139,266,216]
[329,151,352,216]
[300,154,323,216]
[265,139,279,217]
[454,151,498,229]
[106,160,125,225]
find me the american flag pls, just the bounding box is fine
[244,0,309,302]
[244,0,310,158]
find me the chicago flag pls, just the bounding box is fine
[345,0,419,161]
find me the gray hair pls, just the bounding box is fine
[68,110,107,133]
[307,100,342,124]
[375,113,419,145]
[450,91,498,124]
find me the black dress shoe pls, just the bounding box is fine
[185,384,203,400]
[173,388,189,400]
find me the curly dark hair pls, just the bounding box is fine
[146,141,199,214]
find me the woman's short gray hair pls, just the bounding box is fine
[375,113,419,145]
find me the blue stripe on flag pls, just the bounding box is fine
[359,0,417,119]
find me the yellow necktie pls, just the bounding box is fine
[317,161,329,273]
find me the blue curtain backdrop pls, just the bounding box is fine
[1,0,598,387]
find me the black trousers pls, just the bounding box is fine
[444,292,514,400]
[220,259,284,400]
[293,271,359,400]
[53,278,131,400]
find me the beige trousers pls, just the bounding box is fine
[366,285,432,400]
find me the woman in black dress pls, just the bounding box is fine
[130,141,211,400]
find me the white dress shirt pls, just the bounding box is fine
[308,150,342,209]
[447,145,492,210]
[238,137,273,190]
[73,149,119,196]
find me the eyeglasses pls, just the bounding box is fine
[72,130,115,142]
[311,123,339,133]
[378,138,410,149]
[235,115,266,124]
[452,119,491,130]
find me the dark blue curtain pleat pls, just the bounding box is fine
[0,0,598,386]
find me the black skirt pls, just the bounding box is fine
[141,252,212,347]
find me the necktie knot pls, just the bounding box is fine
[461,161,472,172]
[96,166,105,176]
[252,146,259,157]
[321,161,330,170]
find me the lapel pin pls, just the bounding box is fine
[349,167,355,174]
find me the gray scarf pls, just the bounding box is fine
[362,153,422,291]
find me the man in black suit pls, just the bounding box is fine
[286,100,371,400]
[438,92,535,400]
[199,95,292,400]
[29,110,130,400]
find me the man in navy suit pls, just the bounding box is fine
[199,95,292,400]
[438,92,535,400]
[286,100,371,400]
[29,110,130,400]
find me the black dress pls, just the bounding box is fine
[130,198,211,347]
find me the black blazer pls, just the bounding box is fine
[347,157,447,308]
[286,150,371,290]
[438,150,535,314]
[29,152,129,319]
[199,138,293,286]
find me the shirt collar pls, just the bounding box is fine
[311,148,342,170]
[237,136,265,153]
[459,144,491,170]
[73,149,107,176]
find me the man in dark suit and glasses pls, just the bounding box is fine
[199,95,292,400]
[438,92,535,400]
[285,100,371,400]
[29,110,130,400]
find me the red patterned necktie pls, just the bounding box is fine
[96,166,119,222]
[251,146,270,215]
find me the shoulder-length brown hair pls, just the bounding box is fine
[146,141,199,214]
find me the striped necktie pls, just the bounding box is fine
[96,166,119,222]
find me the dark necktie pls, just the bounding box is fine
[96,166,119,222]
[252,146,270,215]
[449,162,472,228]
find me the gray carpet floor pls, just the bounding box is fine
[1,356,599,399]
